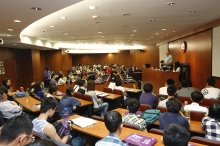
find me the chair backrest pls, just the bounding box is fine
[156,106,168,113]
[113,89,123,96]
[103,87,112,93]
[149,128,164,136]
[177,96,192,105]
[0,111,5,126]
[83,94,93,102]
[123,122,140,130]
[190,136,220,146]
[190,111,206,122]
[91,115,104,122]
[139,104,152,112]
[74,92,82,99]
[157,94,168,101]
[200,99,220,108]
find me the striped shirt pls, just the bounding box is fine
[95,134,127,146]
[32,118,49,134]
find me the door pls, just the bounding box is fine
[5,60,18,90]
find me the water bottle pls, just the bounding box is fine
[133,84,136,91]
[62,107,69,128]
[26,88,29,102]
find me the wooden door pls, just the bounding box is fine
[5,60,18,90]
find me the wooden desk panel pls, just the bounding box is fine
[15,96,41,113]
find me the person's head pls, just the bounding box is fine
[0,115,34,145]
[58,74,63,79]
[208,103,220,121]
[75,79,81,86]
[143,83,153,93]
[165,50,170,56]
[26,139,57,146]
[174,61,181,70]
[111,77,116,83]
[191,92,204,103]
[127,98,140,113]
[115,78,122,86]
[181,79,189,88]
[206,77,216,87]
[48,85,58,95]
[87,80,95,91]
[104,111,123,134]
[166,98,182,113]
[51,73,57,79]
[66,87,74,96]
[33,82,43,94]
[0,90,7,101]
[2,78,11,88]
[167,85,176,96]
[68,70,72,74]
[40,97,58,117]
[166,78,175,86]
[163,123,190,146]
[45,66,49,71]
[0,86,8,94]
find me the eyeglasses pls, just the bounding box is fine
[18,135,35,142]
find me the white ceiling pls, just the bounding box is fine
[1,0,220,52]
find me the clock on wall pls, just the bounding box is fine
[180,41,187,53]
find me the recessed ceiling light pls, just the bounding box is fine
[150,19,155,22]
[60,16,67,19]
[131,34,134,36]
[161,37,163,38]
[151,37,153,38]
[133,30,137,32]
[6,35,11,36]
[162,29,166,30]
[194,18,200,20]
[167,2,175,5]
[71,37,75,38]
[31,7,42,10]
[173,31,176,32]
[78,28,82,30]
[14,20,21,23]
[120,25,125,27]
[42,30,48,32]
[49,26,56,28]
[128,40,130,41]
[122,13,130,16]
[155,33,159,35]
[63,33,68,35]
[13,44,17,45]
[147,39,149,40]
[129,38,132,39]
[88,6,96,9]
[101,36,104,37]
[98,32,102,34]
[7,29,13,31]
[189,10,195,13]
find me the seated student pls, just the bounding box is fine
[58,87,81,117]
[77,80,87,95]
[158,85,176,108]
[95,111,127,146]
[108,77,116,90]
[173,61,181,73]
[123,98,147,131]
[202,103,220,141]
[176,79,197,97]
[85,80,109,117]
[115,77,129,105]
[163,123,190,146]
[201,77,220,99]
[0,115,34,146]
[139,83,159,108]
[33,97,84,145]
[184,91,208,114]
[57,74,67,85]
[1,78,19,101]
[159,78,175,95]
[0,90,23,119]
[47,85,58,98]
[159,98,189,130]
[73,79,80,92]
[50,73,58,86]
[33,82,47,100]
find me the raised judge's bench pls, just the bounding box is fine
[142,68,179,94]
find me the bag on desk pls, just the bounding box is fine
[142,109,160,126]
[15,92,26,98]
[123,133,157,146]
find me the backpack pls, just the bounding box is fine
[142,109,160,126]
[53,121,70,138]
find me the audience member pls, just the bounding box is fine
[163,123,190,146]
[184,92,208,114]
[73,79,80,92]
[44,66,51,89]
[85,80,109,117]
[58,87,81,117]
[115,78,129,106]
[202,103,220,141]
[159,98,189,130]
[158,85,176,107]
[95,111,127,146]
[176,79,196,97]
[50,73,58,86]
[173,61,181,73]
[159,78,175,95]
[123,98,146,131]
[201,77,220,99]
[77,80,87,95]
[57,74,67,85]
[1,78,19,101]
[0,115,34,146]
[33,82,46,100]
[139,83,158,108]
[47,85,58,98]
[108,77,116,90]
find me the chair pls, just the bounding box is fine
[113,89,124,107]
[103,87,112,93]
[200,99,220,108]
[74,92,82,99]
[91,115,104,122]
[82,94,93,102]
[139,104,152,112]
[190,136,220,146]
[123,123,140,130]
[190,111,206,122]
[156,107,168,113]
[149,128,164,136]
[177,96,192,105]
[0,111,5,126]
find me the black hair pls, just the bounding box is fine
[208,103,220,121]
[166,98,182,113]
[58,74,63,79]
[191,92,204,103]
[49,85,58,95]
[166,78,175,85]
[26,139,57,146]
[0,90,5,100]
[0,115,33,144]
[51,73,56,79]
[66,87,73,96]
[143,83,153,93]
[174,61,181,71]
[104,111,122,133]
[115,78,122,86]
[2,78,10,89]
[45,66,49,71]
[163,123,190,146]
[79,80,85,87]
[181,79,189,88]
[206,77,216,86]
[33,82,42,94]
[127,98,140,113]
[40,97,58,113]
[167,85,176,96]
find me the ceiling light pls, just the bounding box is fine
[60,16,67,19]
[98,32,102,34]
[151,37,153,38]
[131,34,134,36]
[101,36,104,37]
[6,35,11,36]
[147,39,149,40]
[194,18,200,20]
[31,7,42,10]
[189,10,195,13]
[173,31,176,32]
[150,19,155,22]
[161,37,163,38]
[7,29,13,31]
[42,30,48,32]
[63,33,68,35]
[14,20,21,22]
[162,29,166,30]
[88,6,96,9]
[155,33,159,35]
[13,44,17,45]
[167,2,175,5]
[78,28,82,30]
[49,26,56,28]
[71,37,75,38]
[133,30,137,32]
[122,13,130,16]
[120,25,125,27]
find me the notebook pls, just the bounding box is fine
[56,91,65,96]
[71,117,96,128]
[124,133,157,146]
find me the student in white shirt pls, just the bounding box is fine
[173,61,181,73]
[57,74,67,85]
[158,85,176,107]
[159,78,175,95]
[201,77,220,100]
[108,77,116,90]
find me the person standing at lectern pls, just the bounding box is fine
[164,50,173,66]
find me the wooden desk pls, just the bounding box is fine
[70,115,206,146]
[142,68,179,94]
[15,96,41,113]
[125,87,142,93]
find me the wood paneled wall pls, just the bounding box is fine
[169,29,212,90]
